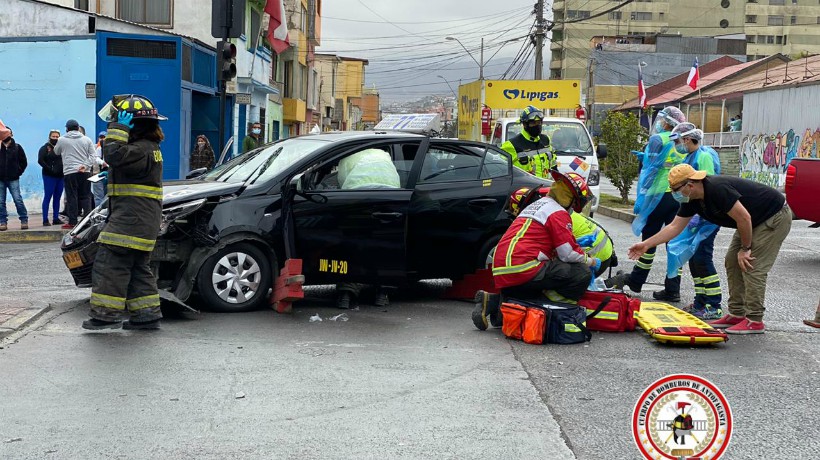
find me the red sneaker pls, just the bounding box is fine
[725,318,765,335]
[708,314,744,329]
[61,223,75,230]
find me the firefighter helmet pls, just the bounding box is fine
[520,105,544,123]
[98,94,167,123]
[508,186,549,216]
[549,170,592,212]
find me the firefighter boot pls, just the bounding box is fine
[82,318,122,330]
[472,290,501,331]
[123,319,161,330]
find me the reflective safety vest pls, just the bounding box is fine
[100,124,163,252]
[570,212,613,262]
[500,131,556,179]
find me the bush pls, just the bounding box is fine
[600,111,647,203]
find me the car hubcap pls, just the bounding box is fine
[212,252,261,304]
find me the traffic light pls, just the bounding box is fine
[217,40,237,82]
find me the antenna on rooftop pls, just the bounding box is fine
[803,53,817,80]
[783,60,797,83]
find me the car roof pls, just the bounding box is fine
[300,131,428,142]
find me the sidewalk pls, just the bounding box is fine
[0,218,68,243]
[0,299,51,340]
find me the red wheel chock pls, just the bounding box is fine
[443,268,498,300]
[271,258,304,313]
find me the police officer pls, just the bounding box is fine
[500,105,556,178]
[82,94,165,331]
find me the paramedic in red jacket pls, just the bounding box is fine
[472,171,601,330]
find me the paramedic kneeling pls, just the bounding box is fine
[472,171,599,330]
[626,164,792,335]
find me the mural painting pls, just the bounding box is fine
[739,127,820,187]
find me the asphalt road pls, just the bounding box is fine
[1,215,818,459]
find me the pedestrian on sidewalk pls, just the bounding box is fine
[83,94,166,331]
[606,107,688,302]
[625,164,792,335]
[0,122,29,231]
[242,122,262,153]
[37,129,64,226]
[663,123,723,320]
[54,119,95,229]
[190,134,215,171]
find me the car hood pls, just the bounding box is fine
[162,180,245,206]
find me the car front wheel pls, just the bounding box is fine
[197,242,273,312]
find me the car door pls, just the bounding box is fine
[407,141,514,279]
[292,141,413,284]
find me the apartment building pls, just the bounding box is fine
[551,0,820,83]
[315,54,370,131]
[279,0,322,136]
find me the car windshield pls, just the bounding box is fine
[505,121,593,156]
[200,138,329,184]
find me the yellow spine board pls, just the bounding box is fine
[636,302,728,345]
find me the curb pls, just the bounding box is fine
[596,205,636,223]
[0,303,52,340]
[0,230,66,244]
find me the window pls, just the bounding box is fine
[768,15,784,25]
[420,146,485,183]
[310,146,401,191]
[74,0,89,10]
[632,12,653,21]
[776,35,783,44]
[300,64,308,100]
[767,35,775,43]
[783,35,788,44]
[608,11,622,20]
[659,12,665,20]
[791,15,797,25]
[746,35,756,43]
[818,16,820,24]
[746,15,757,23]
[301,5,308,33]
[480,148,511,179]
[117,0,172,27]
[270,56,279,85]
[249,8,261,50]
[283,60,293,98]
[567,10,591,19]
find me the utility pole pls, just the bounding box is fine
[480,37,484,80]
[587,58,594,129]
[534,0,545,80]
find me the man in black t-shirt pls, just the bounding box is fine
[626,164,792,335]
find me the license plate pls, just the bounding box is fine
[63,251,83,269]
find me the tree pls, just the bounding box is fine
[600,111,647,204]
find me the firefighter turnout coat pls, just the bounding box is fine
[492,196,589,289]
[99,123,163,252]
[500,131,556,179]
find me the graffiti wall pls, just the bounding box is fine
[739,128,820,187]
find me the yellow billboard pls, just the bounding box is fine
[457,80,482,140]
[484,79,581,110]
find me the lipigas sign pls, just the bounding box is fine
[484,80,581,110]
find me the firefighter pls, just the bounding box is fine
[472,171,599,330]
[82,94,166,331]
[606,106,687,301]
[500,105,556,178]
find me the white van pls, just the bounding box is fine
[489,117,607,215]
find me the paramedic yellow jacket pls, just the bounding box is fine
[571,212,613,263]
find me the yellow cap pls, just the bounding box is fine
[669,164,707,189]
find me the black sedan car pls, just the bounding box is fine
[61,131,548,312]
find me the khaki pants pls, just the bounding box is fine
[724,205,792,322]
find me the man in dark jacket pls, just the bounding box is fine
[83,95,165,331]
[38,130,64,226]
[0,122,29,231]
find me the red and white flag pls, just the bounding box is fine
[638,66,647,109]
[265,0,290,54]
[686,57,700,90]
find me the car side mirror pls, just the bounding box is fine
[289,173,305,193]
[596,143,608,160]
[186,167,207,179]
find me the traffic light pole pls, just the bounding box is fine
[218,0,233,152]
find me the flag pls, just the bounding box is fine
[638,66,647,109]
[687,57,700,90]
[265,0,290,54]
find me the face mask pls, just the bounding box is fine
[675,142,688,154]
[252,128,261,135]
[49,139,58,145]
[654,121,666,133]
[672,189,690,203]
[524,123,541,138]
[197,142,205,147]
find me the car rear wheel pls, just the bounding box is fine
[476,234,502,271]
[197,243,273,312]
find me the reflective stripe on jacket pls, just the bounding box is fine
[570,212,613,262]
[500,131,555,178]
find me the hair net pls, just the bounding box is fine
[658,106,686,127]
[669,122,704,141]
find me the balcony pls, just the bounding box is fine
[550,41,563,51]
[552,1,564,11]
[283,98,306,123]
[549,59,563,70]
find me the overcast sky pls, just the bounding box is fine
[315,0,546,101]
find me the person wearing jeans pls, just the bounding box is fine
[38,129,64,226]
[0,121,29,231]
[54,119,95,228]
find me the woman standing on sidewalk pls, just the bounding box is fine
[38,130,64,226]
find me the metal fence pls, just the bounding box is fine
[703,131,742,148]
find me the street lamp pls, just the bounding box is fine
[437,75,457,98]
[446,36,484,80]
